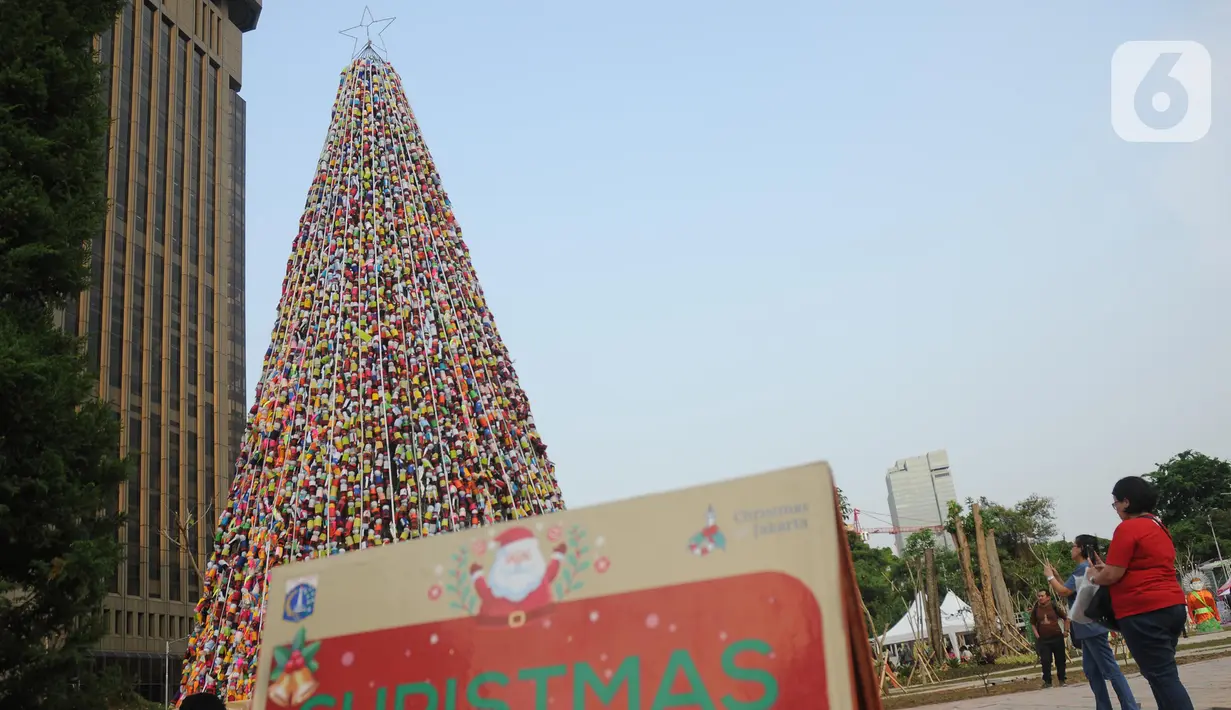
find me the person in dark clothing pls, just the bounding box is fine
[180,692,228,710]
[1030,590,1068,688]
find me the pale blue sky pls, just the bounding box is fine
[241,1,1231,549]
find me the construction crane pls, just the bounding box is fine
[850,508,945,537]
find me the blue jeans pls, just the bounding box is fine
[1079,633,1138,710]
[1117,604,1193,710]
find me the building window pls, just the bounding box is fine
[229,90,247,409]
[150,256,163,403]
[148,414,162,596]
[172,34,186,259]
[169,335,181,412]
[186,430,198,600]
[108,226,127,390]
[203,402,214,559]
[204,349,214,396]
[168,431,181,601]
[127,340,142,402]
[204,63,217,277]
[113,4,134,214]
[126,414,142,596]
[129,244,146,398]
[100,26,115,109]
[187,277,198,389]
[88,236,105,374]
[133,4,153,236]
[155,20,171,246]
[188,50,202,269]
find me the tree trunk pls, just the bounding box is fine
[950,517,995,656]
[924,547,946,661]
[985,529,1017,636]
[971,505,998,622]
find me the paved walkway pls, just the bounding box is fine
[925,656,1230,709]
[894,629,1231,696]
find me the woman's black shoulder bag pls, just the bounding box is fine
[1088,514,1172,631]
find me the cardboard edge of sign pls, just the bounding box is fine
[224,461,885,710]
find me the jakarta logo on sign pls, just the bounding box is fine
[283,576,318,622]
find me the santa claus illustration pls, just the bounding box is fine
[470,527,566,628]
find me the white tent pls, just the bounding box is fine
[878,591,976,653]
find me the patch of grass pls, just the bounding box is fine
[882,677,1044,709]
[931,661,1031,681]
[992,653,1038,666]
[880,648,1231,709]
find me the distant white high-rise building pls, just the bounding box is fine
[886,450,959,554]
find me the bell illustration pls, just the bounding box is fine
[267,673,294,707]
[289,667,321,705]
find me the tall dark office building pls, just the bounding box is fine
[62,0,259,698]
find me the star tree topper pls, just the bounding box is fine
[340,7,396,59]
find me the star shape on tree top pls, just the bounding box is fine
[340,6,396,59]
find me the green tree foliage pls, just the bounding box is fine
[835,486,852,522]
[900,530,965,597]
[969,495,1058,557]
[947,496,1066,609]
[0,0,129,707]
[849,530,967,639]
[1146,450,1231,564]
[848,531,906,636]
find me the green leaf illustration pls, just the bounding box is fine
[445,584,458,594]
[573,582,585,591]
[293,627,308,650]
[554,581,564,599]
[563,568,573,585]
[308,659,319,673]
[576,560,591,574]
[302,640,321,663]
[577,546,589,556]
[449,602,466,611]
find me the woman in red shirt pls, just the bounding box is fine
[1088,476,1192,710]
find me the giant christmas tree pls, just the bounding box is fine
[179,40,565,700]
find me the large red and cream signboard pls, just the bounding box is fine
[251,462,862,709]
